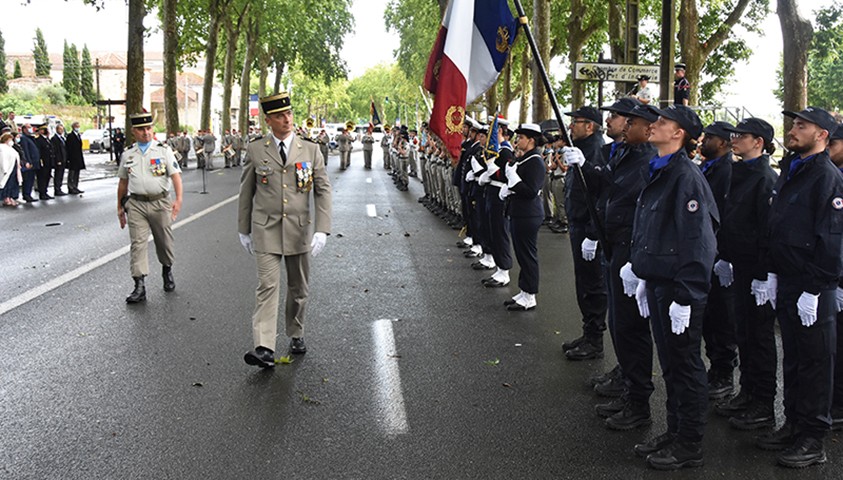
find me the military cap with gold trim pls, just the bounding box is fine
[260,92,292,115]
[129,112,154,128]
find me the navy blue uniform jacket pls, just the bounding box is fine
[508,148,546,218]
[630,148,719,305]
[767,151,843,293]
[593,142,656,245]
[565,132,606,224]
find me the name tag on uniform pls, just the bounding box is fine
[296,162,313,192]
[256,165,274,185]
[150,158,166,176]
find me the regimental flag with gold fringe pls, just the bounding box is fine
[370,99,382,126]
[424,0,517,160]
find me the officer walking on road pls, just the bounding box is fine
[238,92,333,368]
[361,125,375,169]
[116,113,184,304]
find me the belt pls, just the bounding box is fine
[130,192,168,202]
[489,180,506,188]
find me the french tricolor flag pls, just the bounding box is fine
[424,0,517,160]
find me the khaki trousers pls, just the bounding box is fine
[127,197,174,277]
[253,252,310,349]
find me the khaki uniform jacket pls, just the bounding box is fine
[361,134,375,152]
[337,132,353,153]
[238,133,332,256]
[117,142,181,195]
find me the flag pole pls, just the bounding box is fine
[511,0,609,255]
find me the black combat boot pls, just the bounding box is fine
[163,265,175,292]
[126,276,146,303]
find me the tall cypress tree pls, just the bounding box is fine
[13,60,22,79]
[32,28,51,77]
[62,40,80,94]
[0,29,8,93]
[80,45,95,104]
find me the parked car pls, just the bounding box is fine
[81,129,112,153]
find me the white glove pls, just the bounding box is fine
[619,262,639,297]
[239,233,254,255]
[635,280,649,318]
[562,146,586,166]
[465,170,475,182]
[581,238,598,261]
[669,302,691,335]
[498,184,510,200]
[311,232,327,258]
[713,259,734,288]
[750,278,769,306]
[767,273,778,309]
[837,287,843,313]
[796,291,819,327]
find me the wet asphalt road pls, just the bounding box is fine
[1,150,841,479]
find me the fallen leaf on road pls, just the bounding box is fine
[484,358,500,366]
[502,383,512,388]
[276,356,294,365]
[297,390,322,405]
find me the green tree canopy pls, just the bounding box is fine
[80,45,95,104]
[62,41,81,98]
[13,60,22,79]
[33,28,51,77]
[0,29,7,94]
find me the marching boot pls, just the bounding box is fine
[163,265,176,292]
[126,276,146,303]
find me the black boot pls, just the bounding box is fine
[163,265,175,292]
[126,276,146,303]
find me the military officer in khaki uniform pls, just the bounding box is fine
[336,126,353,170]
[238,92,333,368]
[361,125,375,169]
[116,113,184,304]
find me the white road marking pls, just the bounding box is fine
[366,204,377,217]
[366,177,373,184]
[372,319,409,435]
[0,194,239,316]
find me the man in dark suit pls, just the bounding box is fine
[34,126,55,200]
[50,124,68,196]
[65,122,86,194]
[19,124,41,202]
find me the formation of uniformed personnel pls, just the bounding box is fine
[193,130,206,169]
[175,132,190,168]
[116,112,184,304]
[202,130,217,170]
[336,125,353,170]
[754,108,843,468]
[560,106,609,361]
[361,125,376,169]
[238,92,332,368]
[381,125,392,170]
[221,129,235,168]
[232,129,245,166]
[392,125,411,191]
[407,129,420,178]
[478,117,514,288]
[418,131,463,230]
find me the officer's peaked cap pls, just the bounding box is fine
[129,112,154,128]
[782,107,838,134]
[646,104,703,138]
[261,92,292,115]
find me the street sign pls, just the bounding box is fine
[95,99,127,106]
[574,63,661,83]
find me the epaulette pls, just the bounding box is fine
[300,136,316,144]
[249,135,264,143]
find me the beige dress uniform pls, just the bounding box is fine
[337,131,352,170]
[117,142,182,278]
[238,132,332,349]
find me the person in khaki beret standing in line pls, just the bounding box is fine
[238,92,332,368]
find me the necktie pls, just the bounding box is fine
[279,142,287,164]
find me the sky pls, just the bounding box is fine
[0,0,831,121]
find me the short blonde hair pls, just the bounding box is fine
[0,133,13,144]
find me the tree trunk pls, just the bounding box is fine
[257,49,271,134]
[163,0,179,135]
[778,0,813,133]
[221,18,238,133]
[519,49,531,124]
[485,83,498,117]
[566,0,603,109]
[126,0,146,144]
[608,0,626,97]
[237,17,258,138]
[200,0,222,131]
[501,53,513,116]
[531,0,550,122]
[273,62,282,93]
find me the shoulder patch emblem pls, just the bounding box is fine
[833,197,843,210]
[687,199,699,213]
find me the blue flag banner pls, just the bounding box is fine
[485,115,500,157]
[370,100,382,126]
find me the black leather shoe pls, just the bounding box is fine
[606,404,651,430]
[708,371,735,399]
[634,432,676,458]
[777,437,826,468]
[756,422,798,451]
[483,279,508,288]
[503,298,518,306]
[506,303,535,311]
[463,250,481,258]
[75,189,85,194]
[714,390,753,417]
[162,265,175,292]
[646,441,704,470]
[244,346,275,368]
[125,276,146,303]
[831,407,843,431]
[290,337,307,354]
[39,194,54,200]
[456,240,472,248]
[595,396,627,418]
[565,340,604,361]
[23,195,37,202]
[471,262,494,270]
[729,401,775,430]
[562,335,586,352]
[594,374,626,397]
[55,191,68,196]
[589,365,621,387]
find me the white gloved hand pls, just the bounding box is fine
[498,184,510,201]
[465,170,475,182]
[239,233,254,255]
[796,291,819,327]
[562,146,586,167]
[713,259,734,288]
[767,273,778,309]
[581,238,598,261]
[669,302,691,335]
[750,278,769,306]
[837,287,843,313]
[635,280,649,318]
[619,262,640,297]
[310,232,327,258]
